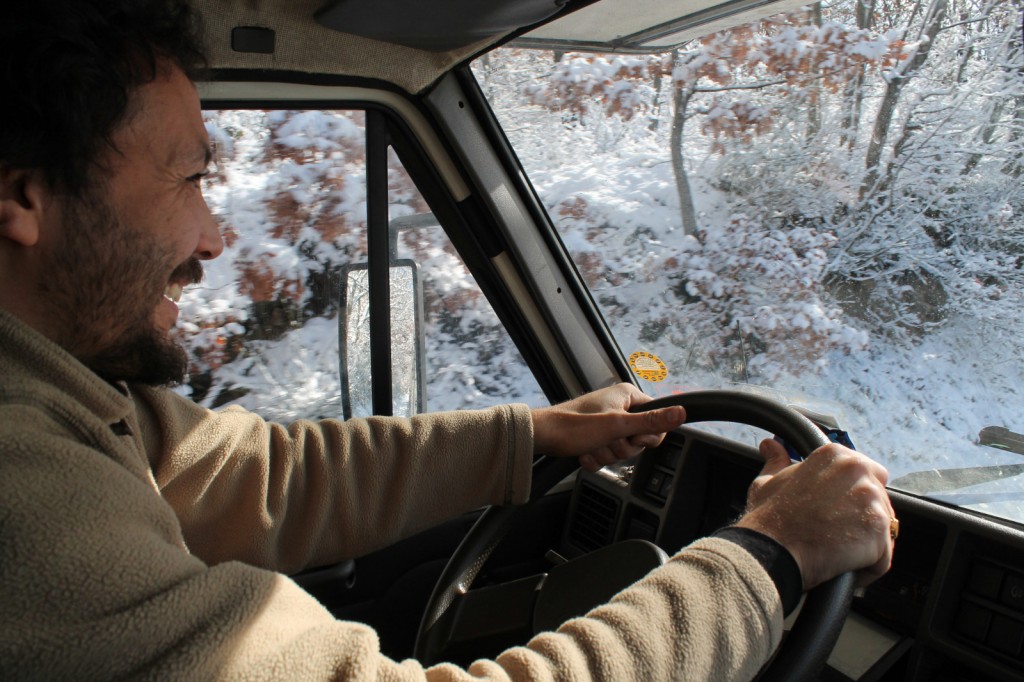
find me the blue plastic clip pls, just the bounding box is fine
[776,428,855,462]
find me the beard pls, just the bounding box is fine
[40,190,201,386]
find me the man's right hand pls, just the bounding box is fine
[735,439,894,590]
[530,383,686,472]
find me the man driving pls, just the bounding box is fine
[0,1,894,679]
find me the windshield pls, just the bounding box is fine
[474,0,1024,524]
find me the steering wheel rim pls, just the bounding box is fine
[415,390,854,681]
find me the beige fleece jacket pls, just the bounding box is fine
[0,308,784,680]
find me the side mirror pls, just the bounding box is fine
[339,259,426,418]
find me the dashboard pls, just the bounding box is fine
[559,426,1024,681]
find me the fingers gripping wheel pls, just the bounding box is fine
[632,391,855,682]
[415,390,853,681]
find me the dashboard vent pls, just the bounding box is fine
[568,483,620,553]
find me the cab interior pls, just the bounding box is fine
[179,0,1024,680]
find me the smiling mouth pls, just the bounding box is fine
[164,283,184,303]
[163,259,205,304]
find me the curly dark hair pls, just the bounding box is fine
[0,0,206,195]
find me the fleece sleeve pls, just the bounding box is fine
[202,537,782,682]
[131,386,534,573]
[0,397,782,682]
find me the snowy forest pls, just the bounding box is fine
[178,0,1024,512]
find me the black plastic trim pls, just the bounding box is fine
[366,111,395,416]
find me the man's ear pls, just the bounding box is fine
[0,167,46,247]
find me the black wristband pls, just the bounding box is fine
[712,526,803,616]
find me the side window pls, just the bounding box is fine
[389,151,547,413]
[177,108,543,422]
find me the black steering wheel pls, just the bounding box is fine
[415,390,854,681]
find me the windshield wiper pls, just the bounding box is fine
[890,463,1024,495]
[890,426,1024,496]
[979,426,1024,457]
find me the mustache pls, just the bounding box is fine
[170,258,204,286]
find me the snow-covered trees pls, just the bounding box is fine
[677,215,868,379]
[178,109,542,417]
[176,110,370,408]
[476,0,1024,386]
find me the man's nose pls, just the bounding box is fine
[194,203,225,260]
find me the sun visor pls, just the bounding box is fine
[315,0,568,52]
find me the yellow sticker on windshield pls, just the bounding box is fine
[629,351,668,382]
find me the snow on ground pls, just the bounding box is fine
[193,316,343,421]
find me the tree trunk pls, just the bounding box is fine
[670,53,698,236]
[806,3,823,141]
[840,0,874,149]
[1004,92,1024,178]
[650,60,664,133]
[962,98,1007,176]
[1000,6,1024,178]
[860,0,948,200]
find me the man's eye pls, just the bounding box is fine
[187,171,210,187]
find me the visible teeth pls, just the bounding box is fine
[164,283,184,303]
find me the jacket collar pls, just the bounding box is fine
[0,307,134,427]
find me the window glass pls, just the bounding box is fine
[475,1,1024,523]
[390,150,546,412]
[176,109,542,421]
